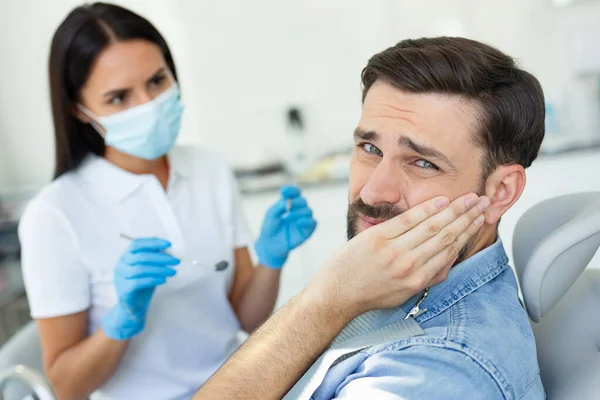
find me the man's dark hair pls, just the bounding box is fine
[361,37,545,179]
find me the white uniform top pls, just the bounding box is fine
[19,146,253,400]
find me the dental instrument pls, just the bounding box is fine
[119,234,229,271]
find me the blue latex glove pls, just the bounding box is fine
[255,185,318,269]
[102,238,179,340]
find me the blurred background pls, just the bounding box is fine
[1,0,600,345]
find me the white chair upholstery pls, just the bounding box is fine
[513,192,600,400]
[0,321,46,400]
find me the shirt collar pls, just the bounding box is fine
[331,239,509,342]
[76,150,190,203]
[399,238,509,323]
[167,147,192,179]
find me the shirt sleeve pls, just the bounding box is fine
[332,345,506,400]
[18,199,91,318]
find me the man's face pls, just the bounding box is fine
[348,80,486,250]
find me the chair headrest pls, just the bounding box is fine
[513,192,600,322]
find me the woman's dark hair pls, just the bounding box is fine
[361,37,545,181]
[49,2,178,178]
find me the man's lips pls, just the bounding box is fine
[358,214,387,229]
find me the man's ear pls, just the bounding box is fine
[483,165,526,224]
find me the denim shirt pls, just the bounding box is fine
[312,240,545,400]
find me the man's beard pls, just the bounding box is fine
[346,198,477,266]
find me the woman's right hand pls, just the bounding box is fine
[305,193,489,318]
[102,238,179,340]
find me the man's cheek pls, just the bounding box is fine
[350,185,374,208]
[404,184,450,210]
[349,155,374,198]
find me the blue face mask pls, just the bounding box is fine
[78,84,184,160]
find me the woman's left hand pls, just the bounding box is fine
[254,185,318,269]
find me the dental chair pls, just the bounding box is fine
[0,321,56,399]
[513,191,600,400]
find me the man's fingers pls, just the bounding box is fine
[417,206,487,282]
[375,196,450,239]
[400,193,480,250]
[412,196,488,265]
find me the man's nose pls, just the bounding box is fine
[359,160,404,207]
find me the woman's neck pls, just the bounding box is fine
[104,146,170,189]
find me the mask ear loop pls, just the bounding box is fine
[76,104,107,138]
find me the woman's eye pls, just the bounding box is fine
[361,143,383,157]
[149,75,166,88]
[414,159,438,170]
[109,92,125,105]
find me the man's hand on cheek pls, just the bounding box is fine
[306,193,490,318]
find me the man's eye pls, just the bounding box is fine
[414,159,438,170]
[361,143,383,157]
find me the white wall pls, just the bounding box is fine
[164,0,393,166]
[0,128,9,189]
[1,0,600,189]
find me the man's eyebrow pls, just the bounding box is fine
[353,128,378,142]
[353,127,457,171]
[398,136,455,169]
